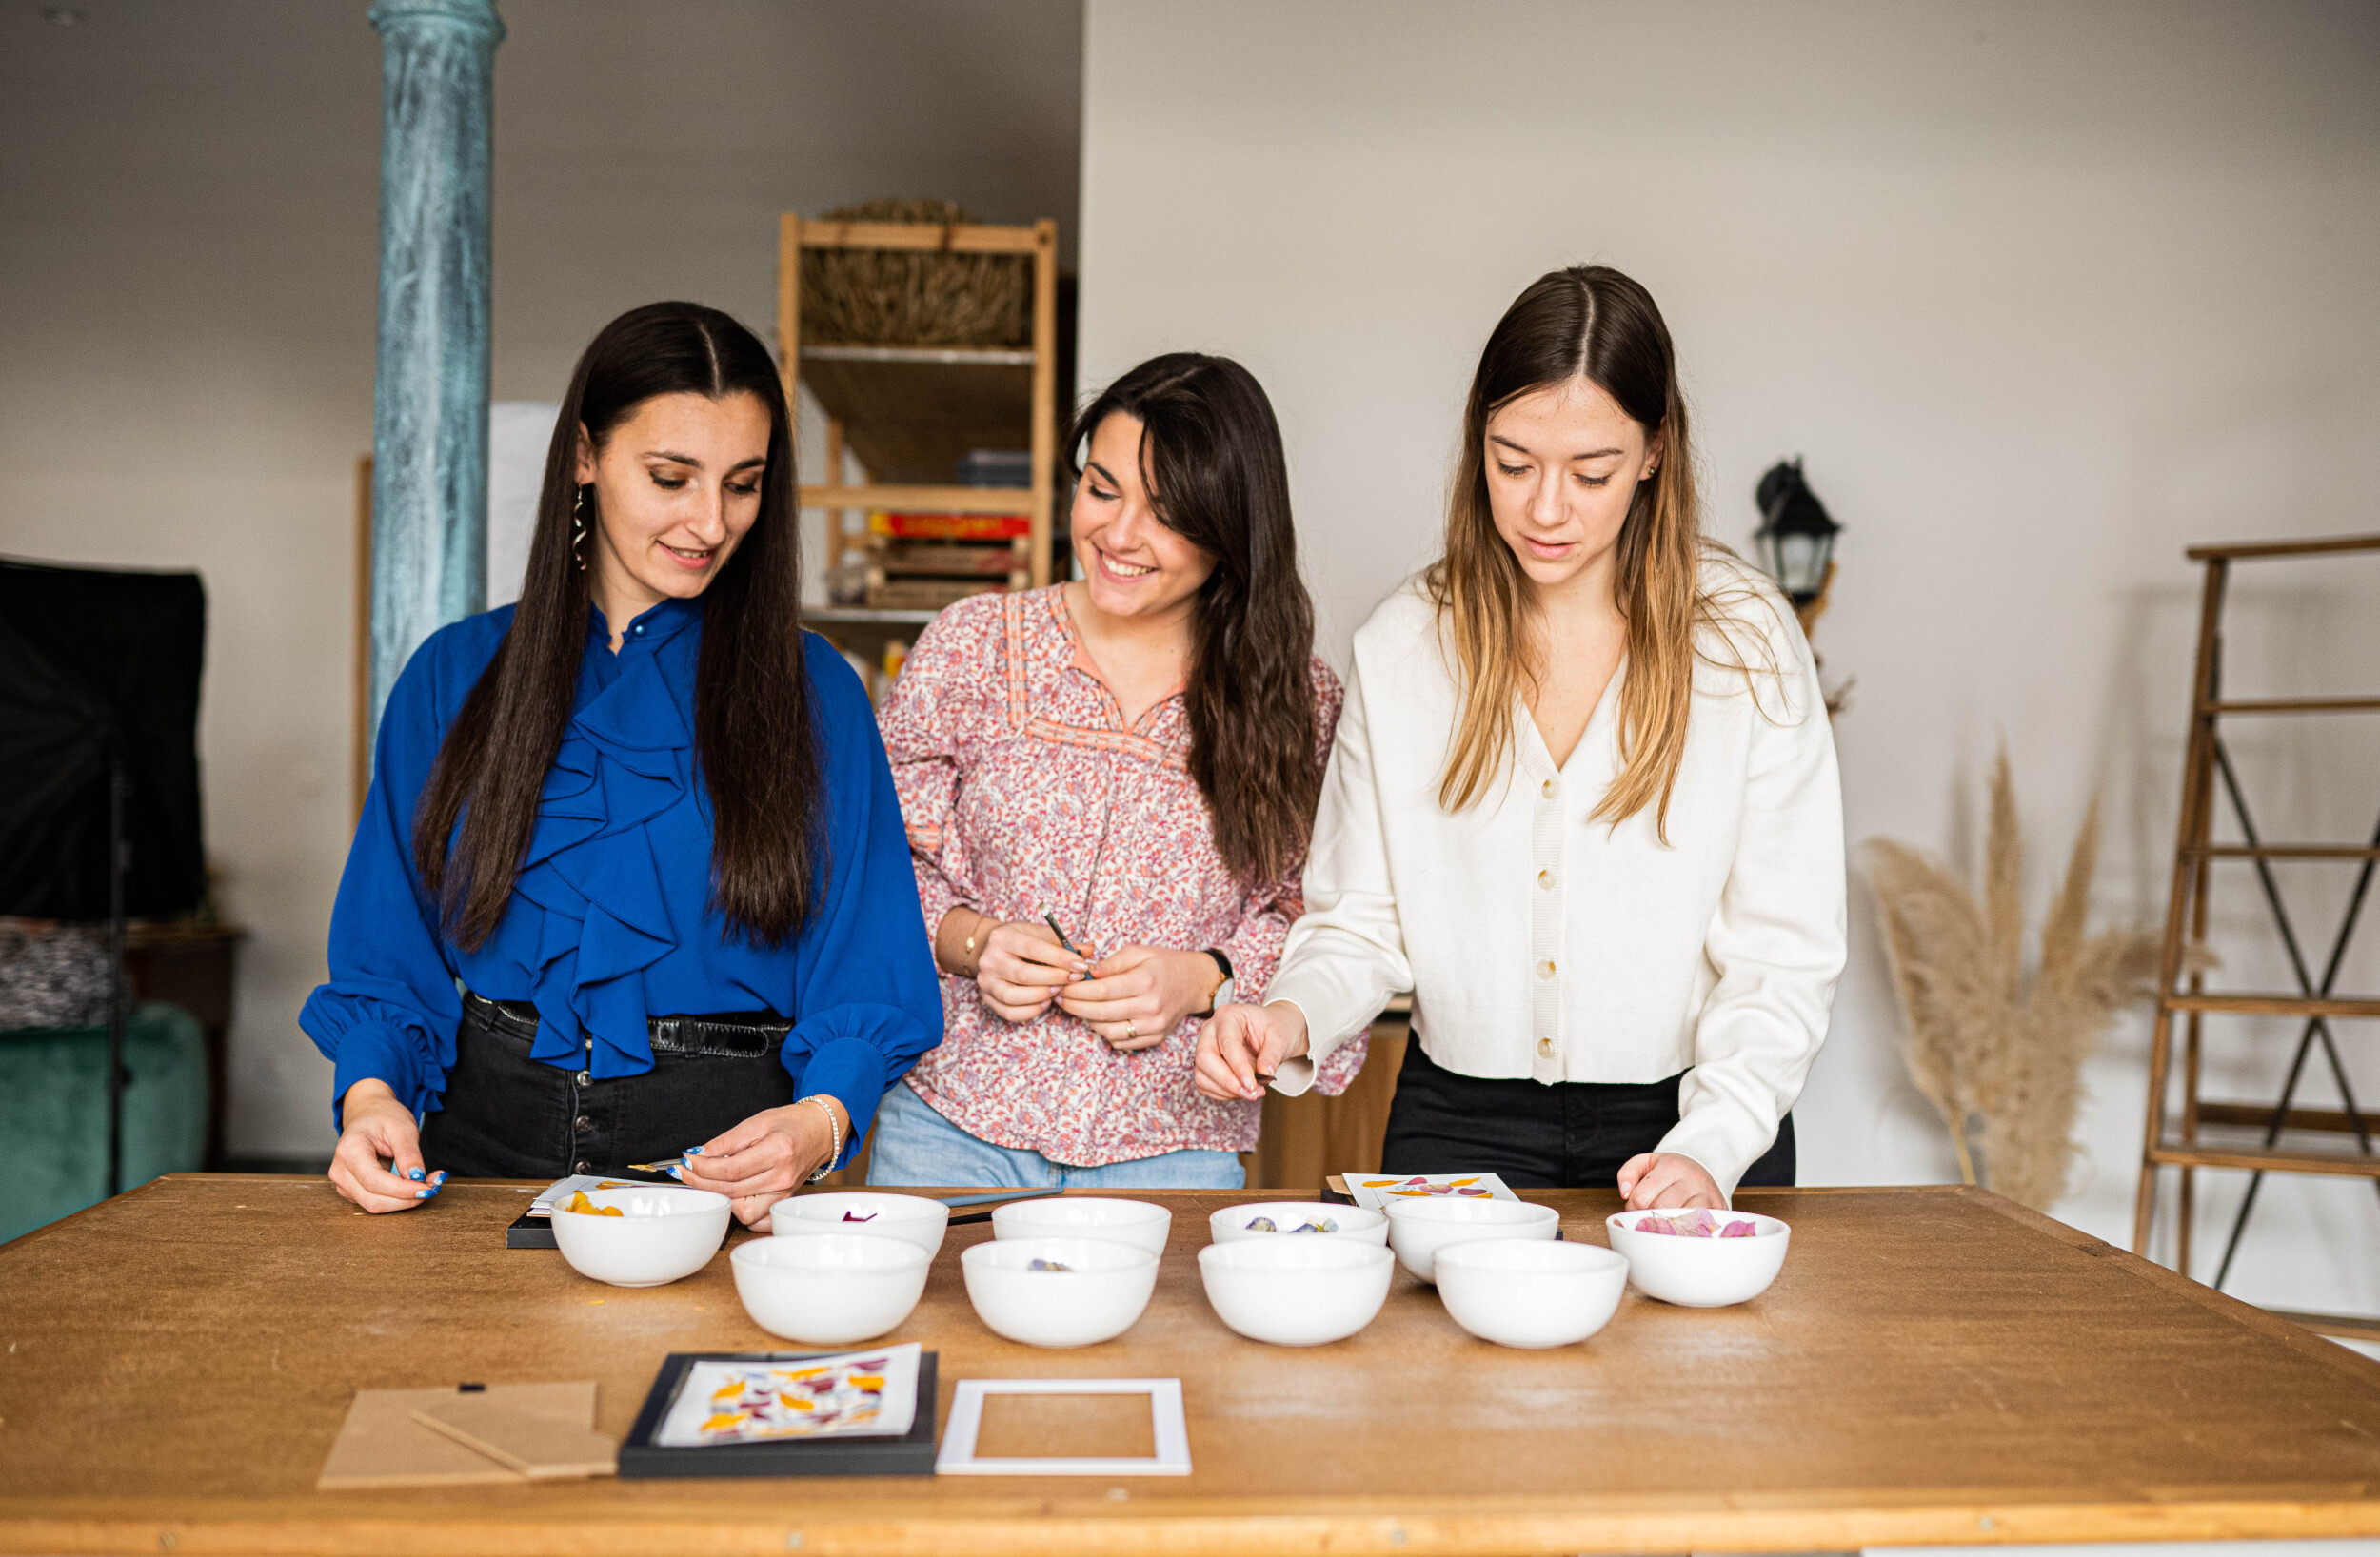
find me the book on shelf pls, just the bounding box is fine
[870,537,1027,580]
[957,448,1033,488]
[869,510,1031,541]
[864,577,1011,611]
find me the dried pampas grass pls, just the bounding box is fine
[801,198,1031,348]
[1863,750,2160,1211]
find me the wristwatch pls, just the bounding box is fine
[1196,949,1236,1018]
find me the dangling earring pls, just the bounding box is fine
[571,484,589,571]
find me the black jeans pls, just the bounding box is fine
[1378,1041,1796,1191]
[418,994,794,1178]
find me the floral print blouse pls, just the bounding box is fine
[878,585,1365,1165]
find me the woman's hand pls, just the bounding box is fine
[328,1079,446,1212]
[1616,1152,1725,1211]
[975,919,1087,1022]
[1194,1000,1310,1100]
[679,1096,852,1228]
[1059,946,1222,1051]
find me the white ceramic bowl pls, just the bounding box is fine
[730,1232,932,1344]
[991,1196,1172,1255]
[1383,1196,1561,1283]
[1435,1238,1630,1348]
[770,1192,950,1255]
[1198,1237,1395,1346]
[1604,1209,1792,1308]
[961,1235,1158,1348]
[1207,1201,1388,1246]
[548,1184,730,1288]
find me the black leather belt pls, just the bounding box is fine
[463,989,789,1059]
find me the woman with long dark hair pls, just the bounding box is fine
[304,302,940,1226]
[1199,266,1845,1207]
[870,352,1362,1188]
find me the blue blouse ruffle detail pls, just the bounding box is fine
[513,644,692,1079]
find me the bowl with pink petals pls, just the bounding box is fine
[1603,1207,1791,1308]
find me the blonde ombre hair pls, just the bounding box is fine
[1428,266,1765,838]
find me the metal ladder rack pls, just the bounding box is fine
[2132,531,2380,1340]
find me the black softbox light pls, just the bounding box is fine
[0,559,207,919]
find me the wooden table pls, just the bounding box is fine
[3,1177,2377,1557]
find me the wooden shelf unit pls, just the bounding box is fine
[776,213,1061,663]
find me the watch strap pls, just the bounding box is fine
[1196,948,1234,1018]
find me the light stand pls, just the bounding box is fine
[106,747,128,1197]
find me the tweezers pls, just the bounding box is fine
[937,1186,1064,1224]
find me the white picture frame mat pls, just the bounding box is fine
[934,1378,1190,1477]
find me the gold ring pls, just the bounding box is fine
[1124,1021,1137,1042]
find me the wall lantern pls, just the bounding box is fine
[1754,458,1841,617]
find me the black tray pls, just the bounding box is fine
[619,1351,938,1478]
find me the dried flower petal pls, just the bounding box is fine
[1634,1209,1769,1238]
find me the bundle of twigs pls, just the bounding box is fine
[1862,750,2159,1211]
[801,198,1030,348]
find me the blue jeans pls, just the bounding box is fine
[866,1081,1245,1191]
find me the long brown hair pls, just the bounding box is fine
[1430,265,1763,838]
[1068,354,1321,886]
[412,302,823,949]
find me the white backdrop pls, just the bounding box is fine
[1078,0,2380,1313]
[486,402,560,609]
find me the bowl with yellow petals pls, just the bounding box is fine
[549,1184,730,1288]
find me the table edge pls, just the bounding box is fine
[4,1492,2378,1557]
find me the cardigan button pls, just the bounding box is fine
[576,1070,590,1087]
[1540,778,1557,799]
[1537,1036,1555,1057]
[574,1114,593,1135]
[574,1159,590,1173]
[1537,869,1554,890]
[1537,958,1557,979]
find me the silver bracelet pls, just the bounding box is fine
[801,1094,843,1183]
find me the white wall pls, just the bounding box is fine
[0,0,1081,1157]
[1079,0,2380,1311]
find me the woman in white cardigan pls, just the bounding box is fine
[1196,265,1844,1209]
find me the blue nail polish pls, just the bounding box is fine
[684,1146,704,1156]
[431,1172,447,1185]
[408,1167,425,1182]
[415,1188,433,1199]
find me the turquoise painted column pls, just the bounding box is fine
[367,0,503,742]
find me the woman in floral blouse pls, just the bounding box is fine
[870,353,1364,1189]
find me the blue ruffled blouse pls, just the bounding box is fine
[300,596,942,1167]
